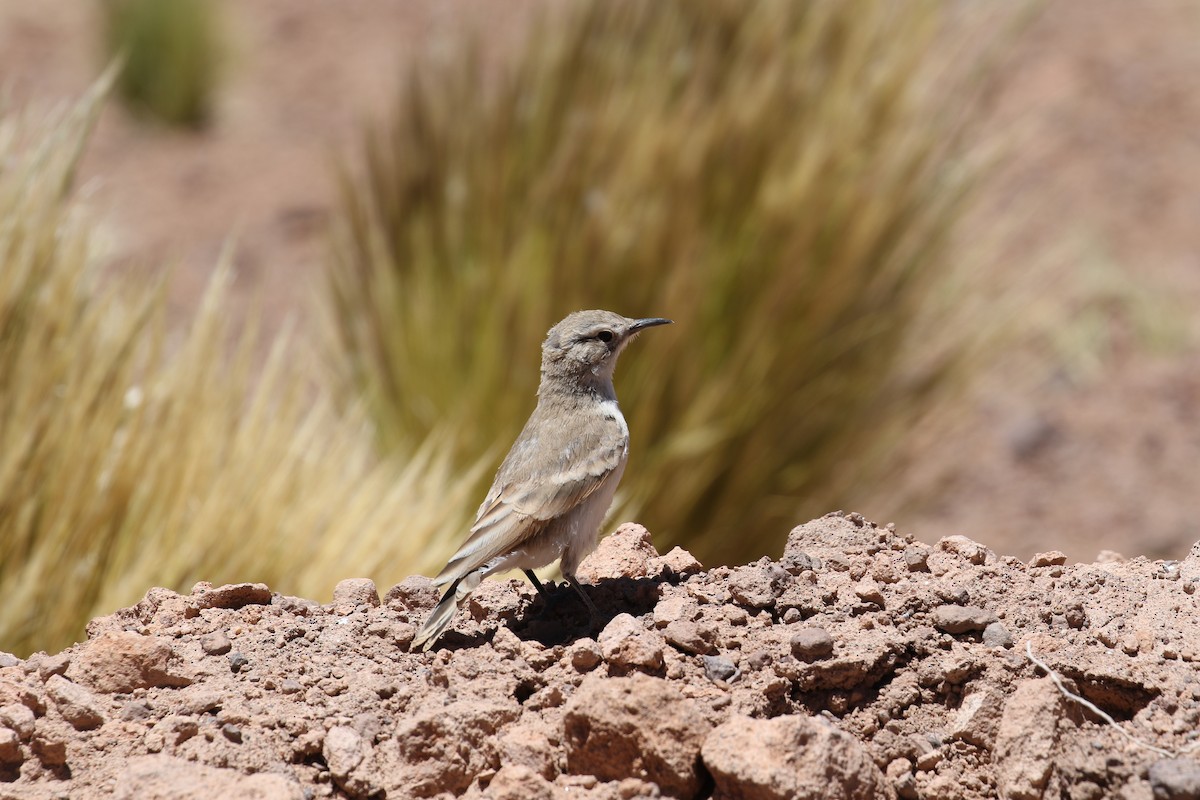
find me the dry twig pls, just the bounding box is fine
[1025,642,1200,758]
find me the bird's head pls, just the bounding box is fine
[540,309,671,390]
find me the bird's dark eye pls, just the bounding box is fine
[596,330,614,343]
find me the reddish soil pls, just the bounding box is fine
[3,514,1199,799]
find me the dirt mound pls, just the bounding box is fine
[2,514,1199,799]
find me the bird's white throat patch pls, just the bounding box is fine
[599,398,629,439]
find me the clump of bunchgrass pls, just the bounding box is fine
[0,87,476,656]
[328,0,999,565]
[103,0,223,127]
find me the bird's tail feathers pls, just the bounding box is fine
[412,569,484,651]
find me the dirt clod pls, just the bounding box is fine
[474,763,556,800]
[67,631,192,693]
[946,687,1004,750]
[702,714,892,800]
[332,578,381,611]
[324,725,373,798]
[564,673,712,799]
[0,704,35,739]
[932,605,998,634]
[190,582,273,611]
[395,698,522,797]
[0,727,21,764]
[44,674,105,731]
[1029,551,1068,568]
[114,754,304,800]
[599,614,666,673]
[664,621,715,656]
[577,523,659,582]
[728,562,790,609]
[383,575,439,614]
[1148,758,1200,800]
[995,678,1067,799]
[30,732,67,767]
[650,547,704,579]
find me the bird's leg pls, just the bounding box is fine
[523,570,553,602]
[564,573,601,628]
[524,569,570,623]
[524,570,600,631]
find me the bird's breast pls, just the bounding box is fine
[598,398,630,450]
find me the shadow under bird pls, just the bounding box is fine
[412,310,672,651]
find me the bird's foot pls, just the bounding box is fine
[565,574,602,633]
[522,571,601,632]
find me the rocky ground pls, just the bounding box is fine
[2,513,1199,799]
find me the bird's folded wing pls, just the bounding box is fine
[434,437,626,584]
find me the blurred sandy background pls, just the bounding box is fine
[3,0,1199,562]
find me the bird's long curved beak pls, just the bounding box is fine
[628,317,673,334]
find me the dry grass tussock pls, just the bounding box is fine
[102,0,223,128]
[0,85,478,656]
[327,0,1010,566]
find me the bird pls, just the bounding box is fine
[412,309,672,651]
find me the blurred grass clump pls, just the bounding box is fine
[103,0,223,127]
[0,86,476,656]
[328,0,996,566]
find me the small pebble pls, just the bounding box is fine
[781,552,817,575]
[200,631,233,656]
[982,622,1013,648]
[903,548,930,572]
[932,605,997,635]
[663,621,713,656]
[702,655,739,683]
[789,626,835,662]
[120,702,153,721]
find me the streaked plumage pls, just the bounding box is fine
[413,310,671,651]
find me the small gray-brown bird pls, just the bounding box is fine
[412,310,671,651]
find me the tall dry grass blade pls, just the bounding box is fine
[0,89,477,656]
